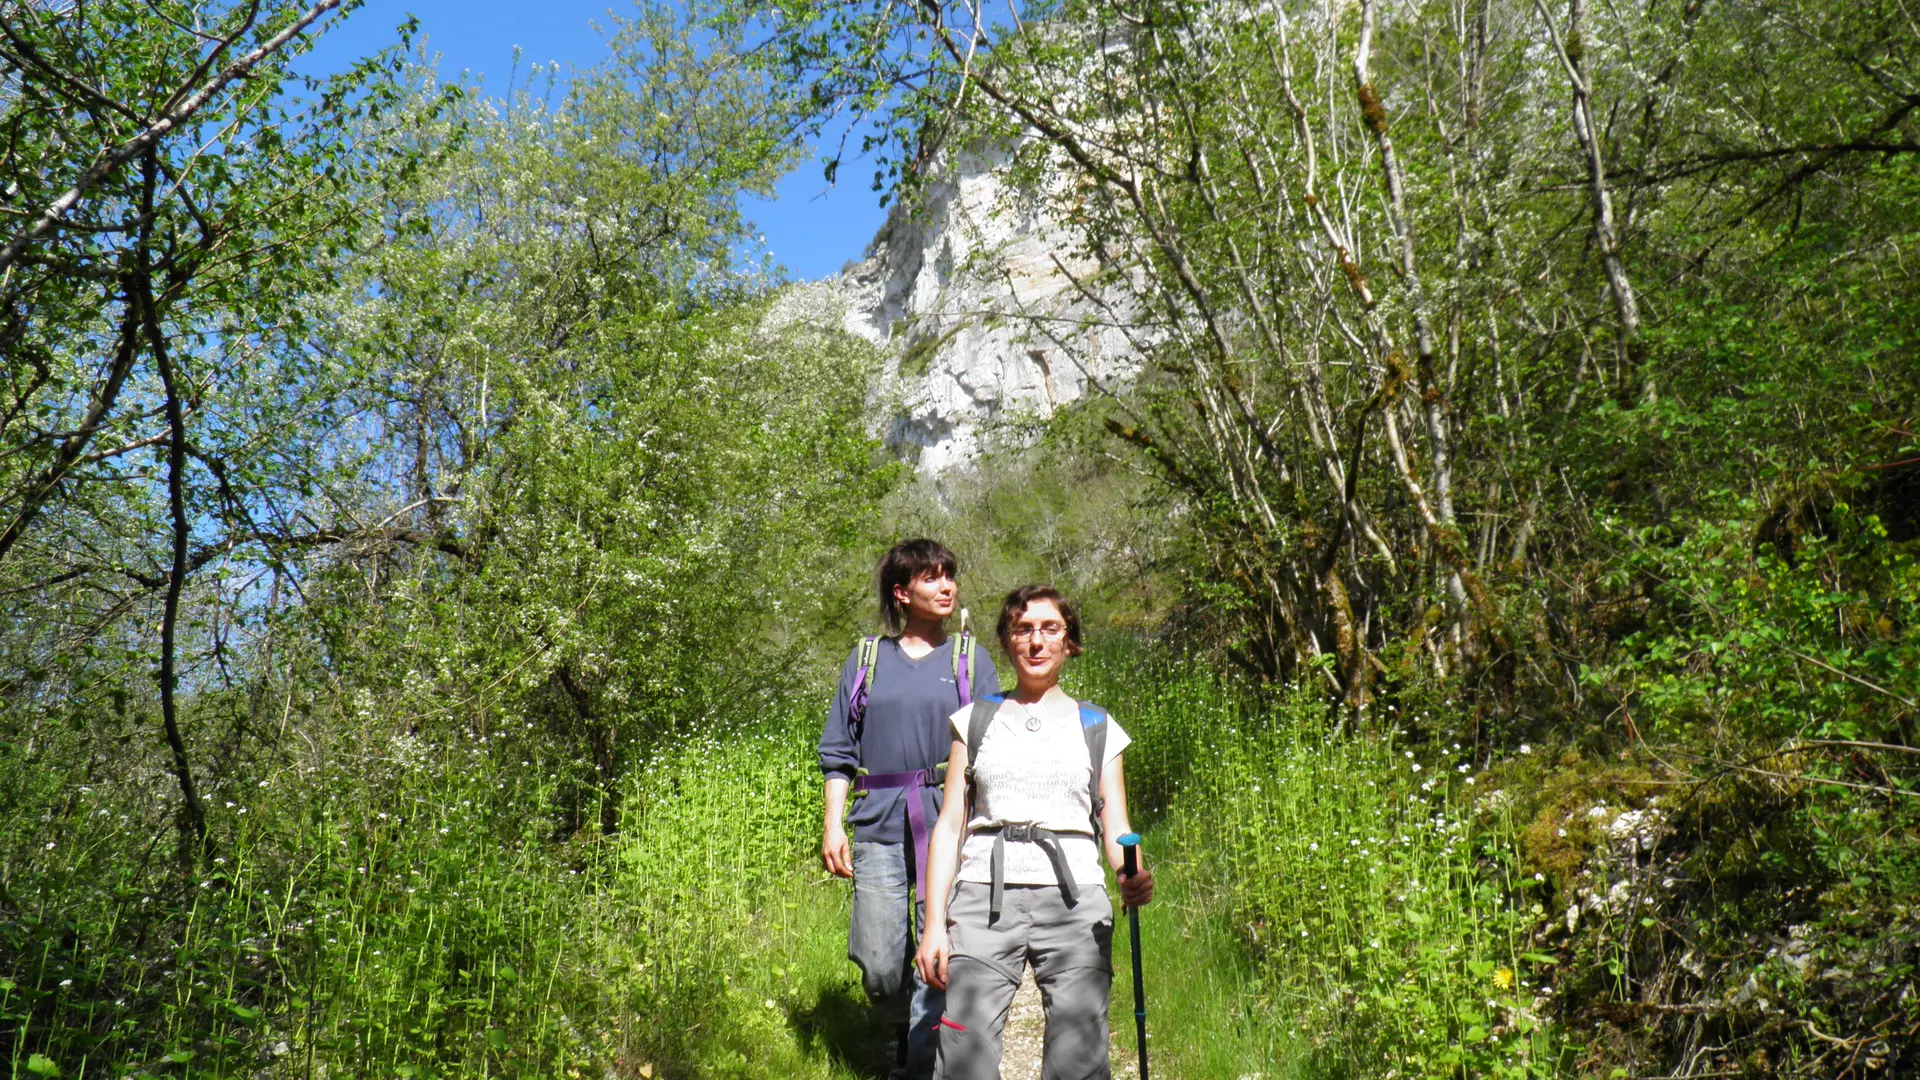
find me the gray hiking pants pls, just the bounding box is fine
[937,880,1114,1080]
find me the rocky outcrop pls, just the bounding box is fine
[770,144,1141,474]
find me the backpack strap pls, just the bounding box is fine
[962,695,1108,840]
[1078,701,1110,844]
[953,632,976,705]
[848,635,880,741]
[962,692,1005,784]
[962,692,1005,841]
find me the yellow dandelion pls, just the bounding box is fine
[1492,967,1514,990]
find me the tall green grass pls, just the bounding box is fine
[1108,837,1310,1080]
[8,649,1567,1079]
[1071,652,1571,1079]
[4,722,593,1078]
[1,712,880,1079]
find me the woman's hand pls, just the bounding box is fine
[916,739,969,991]
[821,821,853,879]
[821,778,854,879]
[915,924,952,989]
[1120,866,1154,908]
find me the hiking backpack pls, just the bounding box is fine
[962,694,1110,843]
[844,630,979,895]
[846,630,977,737]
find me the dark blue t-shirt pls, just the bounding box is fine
[817,636,999,844]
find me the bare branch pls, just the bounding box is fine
[0,0,345,277]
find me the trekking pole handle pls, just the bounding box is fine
[1118,832,1141,877]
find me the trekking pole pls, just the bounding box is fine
[1118,832,1148,1080]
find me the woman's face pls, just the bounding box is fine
[1005,598,1071,686]
[894,569,956,625]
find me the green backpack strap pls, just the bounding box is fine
[848,635,881,742]
[1077,701,1110,843]
[952,632,976,704]
[858,635,880,694]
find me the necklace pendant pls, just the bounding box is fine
[1025,715,1043,732]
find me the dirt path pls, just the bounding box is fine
[998,970,1045,1080]
[998,968,1139,1079]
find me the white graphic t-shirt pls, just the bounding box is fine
[948,692,1131,887]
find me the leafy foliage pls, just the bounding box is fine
[1,2,891,1073]
[4,0,1919,1076]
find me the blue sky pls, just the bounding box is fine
[297,0,888,282]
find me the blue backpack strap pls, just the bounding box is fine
[1078,701,1110,843]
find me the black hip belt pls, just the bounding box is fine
[975,822,1092,916]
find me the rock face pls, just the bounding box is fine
[772,145,1140,474]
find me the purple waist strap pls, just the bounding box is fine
[851,768,941,899]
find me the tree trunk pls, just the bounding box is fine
[139,151,207,857]
[557,664,620,836]
[1354,0,1478,634]
[1535,0,1650,403]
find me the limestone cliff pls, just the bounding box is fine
[770,145,1140,474]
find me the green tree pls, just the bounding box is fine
[0,6,894,1072]
[759,0,1920,722]
[287,5,892,834]
[0,0,439,852]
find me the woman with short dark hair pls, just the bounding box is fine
[915,585,1153,1080]
[818,539,997,1079]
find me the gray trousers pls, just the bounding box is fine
[937,880,1114,1080]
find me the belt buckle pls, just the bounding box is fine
[1004,823,1036,843]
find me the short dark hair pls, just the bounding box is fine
[877,539,959,633]
[997,584,1084,657]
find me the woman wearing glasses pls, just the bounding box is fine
[915,585,1154,1080]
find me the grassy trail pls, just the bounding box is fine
[0,664,1519,1078]
[1115,833,1306,1080]
[735,824,1305,1080]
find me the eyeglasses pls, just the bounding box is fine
[1008,624,1068,641]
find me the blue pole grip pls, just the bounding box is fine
[1118,831,1141,876]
